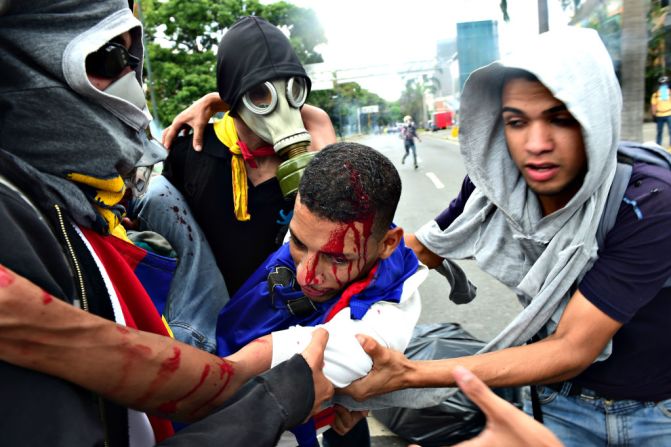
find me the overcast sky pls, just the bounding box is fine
[278,0,571,100]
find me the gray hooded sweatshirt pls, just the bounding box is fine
[339,26,622,410]
[0,0,164,229]
[417,26,621,354]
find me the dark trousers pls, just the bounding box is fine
[321,418,371,447]
[656,115,671,146]
[402,140,417,166]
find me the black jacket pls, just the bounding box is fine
[163,125,294,295]
[0,148,313,446]
[0,149,127,446]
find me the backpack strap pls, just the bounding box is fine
[595,161,632,250]
[597,142,671,288]
[596,141,671,249]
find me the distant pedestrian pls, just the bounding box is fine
[651,75,671,146]
[401,115,422,169]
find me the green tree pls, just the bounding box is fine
[399,75,439,126]
[307,82,395,136]
[141,0,326,125]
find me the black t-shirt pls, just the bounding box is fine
[577,163,671,401]
[162,124,294,295]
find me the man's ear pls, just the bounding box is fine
[377,227,403,260]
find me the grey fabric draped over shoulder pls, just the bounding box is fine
[338,28,623,411]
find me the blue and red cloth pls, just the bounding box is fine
[215,236,418,447]
[81,228,177,442]
[216,238,418,357]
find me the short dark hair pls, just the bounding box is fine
[298,142,401,238]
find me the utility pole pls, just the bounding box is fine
[538,0,549,33]
[357,106,361,135]
[620,0,649,141]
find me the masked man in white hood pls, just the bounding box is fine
[0,1,333,446]
[343,27,671,446]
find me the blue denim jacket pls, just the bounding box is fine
[129,175,229,353]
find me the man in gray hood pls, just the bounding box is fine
[0,1,332,446]
[343,27,671,445]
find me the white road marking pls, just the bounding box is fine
[425,172,445,190]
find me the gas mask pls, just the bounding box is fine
[237,77,315,197]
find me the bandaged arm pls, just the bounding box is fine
[270,265,426,388]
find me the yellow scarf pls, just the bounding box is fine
[67,172,130,242]
[213,113,251,221]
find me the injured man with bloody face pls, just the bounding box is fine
[215,142,428,446]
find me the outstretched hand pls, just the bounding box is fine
[341,334,410,401]
[301,328,334,416]
[451,366,563,447]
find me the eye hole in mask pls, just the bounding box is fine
[242,77,308,115]
[242,81,278,115]
[286,77,308,108]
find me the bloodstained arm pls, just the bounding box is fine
[0,264,270,422]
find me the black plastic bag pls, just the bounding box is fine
[372,323,520,446]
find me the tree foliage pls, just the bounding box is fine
[399,75,439,126]
[140,0,326,125]
[307,82,398,137]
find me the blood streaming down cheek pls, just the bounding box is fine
[303,250,320,285]
[301,162,375,287]
[321,217,375,287]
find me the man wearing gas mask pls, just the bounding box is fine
[0,1,333,445]
[129,16,334,351]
